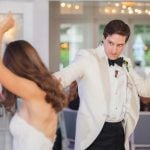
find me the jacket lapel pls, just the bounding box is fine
[94,45,111,104]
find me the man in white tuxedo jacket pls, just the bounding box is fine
[54,20,150,150]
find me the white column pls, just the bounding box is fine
[33,0,49,67]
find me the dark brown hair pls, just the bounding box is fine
[68,81,78,102]
[103,20,130,43]
[2,40,67,112]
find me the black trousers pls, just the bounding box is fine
[86,122,125,150]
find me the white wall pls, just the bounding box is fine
[33,0,49,67]
[0,0,50,67]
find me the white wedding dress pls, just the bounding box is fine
[9,113,54,150]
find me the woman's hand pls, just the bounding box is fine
[0,12,15,35]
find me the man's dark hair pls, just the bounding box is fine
[103,20,130,43]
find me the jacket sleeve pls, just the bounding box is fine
[128,59,150,97]
[53,50,88,88]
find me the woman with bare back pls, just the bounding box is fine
[0,12,67,150]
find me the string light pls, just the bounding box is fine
[67,3,72,8]
[74,5,80,10]
[102,2,150,15]
[115,3,119,7]
[112,9,117,14]
[104,8,110,14]
[60,2,150,16]
[60,2,82,14]
[61,2,66,8]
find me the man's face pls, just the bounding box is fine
[103,34,126,60]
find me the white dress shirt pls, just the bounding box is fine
[106,64,127,122]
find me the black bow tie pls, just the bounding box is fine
[108,57,124,67]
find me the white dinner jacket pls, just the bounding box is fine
[54,45,150,150]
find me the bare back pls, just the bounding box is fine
[18,92,58,141]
